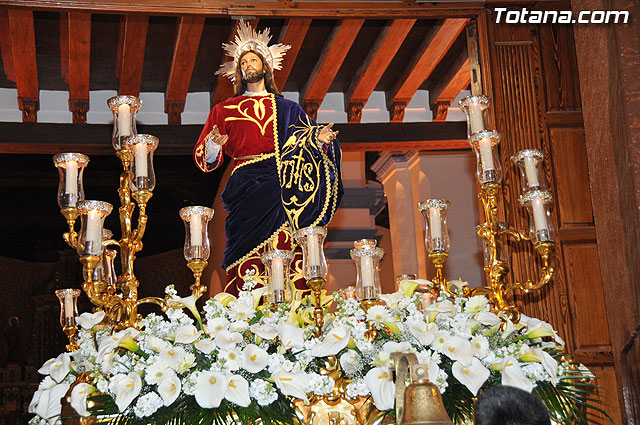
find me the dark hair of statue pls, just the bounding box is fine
[233,50,281,97]
[474,386,551,425]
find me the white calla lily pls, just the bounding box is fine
[382,341,412,355]
[278,322,305,350]
[48,353,71,383]
[473,311,501,327]
[452,358,490,396]
[442,335,474,365]
[169,294,201,320]
[310,326,351,357]
[194,371,228,408]
[70,383,92,417]
[425,299,456,322]
[339,349,360,368]
[249,323,278,340]
[37,358,56,375]
[241,344,269,373]
[520,348,558,384]
[407,320,438,346]
[499,357,534,392]
[111,372,142,412]
[226,374,251,407]
[251,286,269,308]
[273,368,309,400]
[96,328,140,363]
[76,311,105,330]
[157,373,181,406]
[380,291,404,309]
[213,292,236,307]
[159,346,186,371]
[174,325,202,344]
[195,338,216,354]
[364,367,395,411]
[214,329,243,351]
[30,376,70,422]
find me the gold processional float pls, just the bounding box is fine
[51,94,556,425]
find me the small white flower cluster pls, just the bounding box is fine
[29,283,590,424]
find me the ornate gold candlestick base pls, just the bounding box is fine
[307,277,326,334]
[187,259,208,299]
[428,251,448,296]
[63,325,79,351]
[60,207,80,247]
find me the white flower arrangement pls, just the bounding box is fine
[29,281,599,425]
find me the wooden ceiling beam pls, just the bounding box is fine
[274,18,311,92]
[67,12,91,123]
[0,8,15,82]
[300,18,364,120]
[59,13,69,83]
[7,8,39,122]
[0,1,481,18]
[165,15,205,124]
[210,18,259,106]
[429,55,470,121]
[118,14,149,97]
[0,121,467,154]
[386,18,467,122]
[344,18,415,123]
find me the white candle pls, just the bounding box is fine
[65,161,78,195]
[531,198,548,232]
[307,234,321,267]
[118,104,131,136]
[64,293,74,320]
[134,143,148,177]
[429,207,442,241]
[523,156,539,187]
[469,102,484,133]
[478,137,495,171]
[189,215,203,246]
[271,257,285,291]
[361,254,374,288]
[85,210,102,244]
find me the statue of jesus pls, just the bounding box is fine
[193,20,343,295]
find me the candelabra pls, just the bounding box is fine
[418,95,556,321]
[53,95,215,336]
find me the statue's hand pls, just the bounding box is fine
[208,125,229,146]
[318,122,338,144]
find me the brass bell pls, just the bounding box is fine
[400,376,453,425]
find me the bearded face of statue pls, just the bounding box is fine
[240,51,265,84]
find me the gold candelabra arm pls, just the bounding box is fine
[80,255,109,307]
[504,241,556,295]
[131,189,153,250]
[60,207,80,248]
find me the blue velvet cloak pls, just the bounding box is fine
[220,96,343,271]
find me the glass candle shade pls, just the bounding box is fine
[76,201,113,257]
[293,226,328,280]
[339,285,357,301]
[394,274,417,292]
[261,250,294,304]
[53,153,89,208]
[179,206,214,261]
[350,239,384,300]
[459,95,490,137]
[108,95,142,150]
[519,190,555,243]
[124,135,159,192]
[511,149,547,193]
[55,288,81,328]
[418,199,451,253]
[469,130,502,184]
[86,229,115,283]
